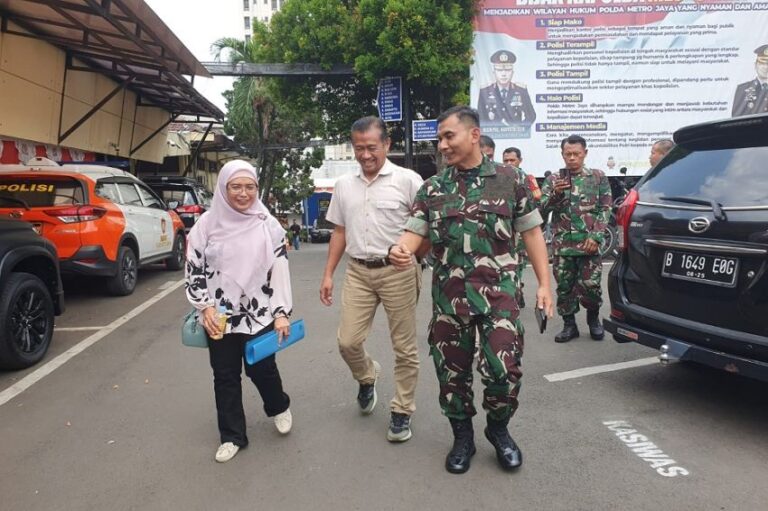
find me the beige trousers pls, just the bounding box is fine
[337,261,421,415]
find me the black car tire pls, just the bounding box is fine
[599,225,618,259]
[106,245,138,296]
[0,273,55,370]
[165,234,185,271]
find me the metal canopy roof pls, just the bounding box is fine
[0,0,224,120]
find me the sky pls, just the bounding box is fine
[144,0,242,113]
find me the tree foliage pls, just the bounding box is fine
[250,0,477,145]
[212,37,323,209]
[214,1,477,205]
[269,147,324,215]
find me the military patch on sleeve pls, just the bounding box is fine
[525,175,542,200]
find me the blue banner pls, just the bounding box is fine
[412,119,438,141]
[377,77,403,122]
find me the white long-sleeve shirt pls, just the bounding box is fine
[184,215,292,335]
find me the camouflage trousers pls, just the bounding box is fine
[427,313,524,422]
[552,255,602,316]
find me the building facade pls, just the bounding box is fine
[242,0,284,41]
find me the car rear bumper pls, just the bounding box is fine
[176,214,196,231]
[60,245,116,277]
[310,231,331,242]
[604,317,768,383]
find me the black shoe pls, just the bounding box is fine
[555,314,579,343]
[445,419,476,474]
[357,361,380,414]
[484,419,523,470]
[387,412,412,442]
[586,309,604,341]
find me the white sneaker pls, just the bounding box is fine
[274,408,292,434]
[215,442,239,463]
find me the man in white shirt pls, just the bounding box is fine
[320,116,424,442]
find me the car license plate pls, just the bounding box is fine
[661,250,738,288]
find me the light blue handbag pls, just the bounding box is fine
[181,309,209,348]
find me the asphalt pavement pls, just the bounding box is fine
[1,242,766,511]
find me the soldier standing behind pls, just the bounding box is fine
[649,139,675,169]
[479,135,496,160]
[732,44,768,117]
[477,50,536,126]
[539,135,612,343]
[389,106,554,474]
[502,146,542,308]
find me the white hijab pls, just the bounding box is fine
[202,160,285,306]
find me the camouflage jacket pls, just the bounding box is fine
[405,157,542,317]
[539,166,612,256]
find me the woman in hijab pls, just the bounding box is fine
[185,160,293,463]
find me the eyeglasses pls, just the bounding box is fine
[227,183,258,194]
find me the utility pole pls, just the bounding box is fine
[403,79,413,170]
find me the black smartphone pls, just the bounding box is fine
[559,168,572,189]
[535,307,547,334]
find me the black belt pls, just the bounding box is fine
[351,256,391,269]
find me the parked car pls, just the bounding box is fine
[0,158,186,296]
[0,219,64,369]
[604,113,768,382]
[309,226,332,243]
[142,175,212,232]
[309,218,333,243]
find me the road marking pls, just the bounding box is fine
[544,357,658,382]
[604,420,690,477]
[0,279,186,408]
[158,280,178,290]
[54,326,106,332]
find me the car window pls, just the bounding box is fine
[156,189,195,206]
[95,181,120,203]
[136,184,164,209]
[637,146,768,208]
[0,177,85,207]
[116,183,143,206]
[198,189,213,207]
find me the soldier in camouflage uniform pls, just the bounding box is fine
[502,147,542,308]
[539,135,612,343]
[388,106,554,474]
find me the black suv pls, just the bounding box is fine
[0,219,64,369]
[604,114,768,382]
[309,218,333,243]
[142,175,212,231]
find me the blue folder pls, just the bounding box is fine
[244,319,305,365]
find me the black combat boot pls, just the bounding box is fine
[586,309,604,340]
[554,314,579,343]
[484,416,523,470]
[445,418,476,474]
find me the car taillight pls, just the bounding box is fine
[616,189,638,252]
[175,204,203,220]
[43,205,107,223]
[175,204,203,214]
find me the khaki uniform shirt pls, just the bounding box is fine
[326,159,423,259]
